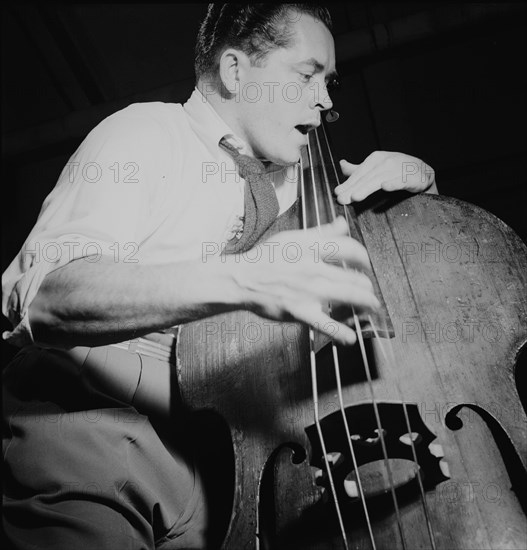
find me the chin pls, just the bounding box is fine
[268,146,302,166]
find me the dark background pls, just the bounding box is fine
[2,3,527,356]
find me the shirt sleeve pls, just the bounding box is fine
[2,106,172,347]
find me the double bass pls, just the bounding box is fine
[175,119,527,549]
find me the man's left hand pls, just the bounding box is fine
[334,151,437,204]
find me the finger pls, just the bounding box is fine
[293,305,357,346]
[335,166,372,204]
[336,178,381,204]
[301,217,350,244]
[316,216,349,237]
[335,152,395,203]
[313,261,375,291]
[328,304,357,325]
[303,264,380,311]
[334,169,366,197]
[334,182,354,204]
[325,273,380,312]
[270,217,348,247]
[318,237,371,271]
[336,169,396,204]
[339,159,360,177]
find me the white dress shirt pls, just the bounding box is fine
[2,88,299,347]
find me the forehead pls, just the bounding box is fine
[279,13,335,72]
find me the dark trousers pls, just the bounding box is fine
[3,345,207,549]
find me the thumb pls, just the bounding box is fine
[340,159,359,176]
[317,216,348,237]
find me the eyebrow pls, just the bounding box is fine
[297,57,339,82]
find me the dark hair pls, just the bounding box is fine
[195,4,332,81]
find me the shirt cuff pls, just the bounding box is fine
[3,308,34,348]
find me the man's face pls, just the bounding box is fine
[233,13,336,165]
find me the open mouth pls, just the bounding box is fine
[295,124,310,135]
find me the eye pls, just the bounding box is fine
[299,72,314,83]
[326,77,341,92]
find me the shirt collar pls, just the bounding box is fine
[183,87,248,157]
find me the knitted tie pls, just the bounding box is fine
[219,138,279,253]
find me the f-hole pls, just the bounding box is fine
[514,342,527,417]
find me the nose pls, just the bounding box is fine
[310,81,333,112]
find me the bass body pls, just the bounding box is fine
[176,172,527,549]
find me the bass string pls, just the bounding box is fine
[368,316,438,550]
[318,121,438,550]
[312,125,407,549]
[307,130,399,548]
[300,147,350,550]
[304,132,377,550]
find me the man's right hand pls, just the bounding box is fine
[29,217,378,349]
[230,216,380,346]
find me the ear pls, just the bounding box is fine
[218,48,249,95]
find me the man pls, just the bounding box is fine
[2,4,436,549]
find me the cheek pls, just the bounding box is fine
[259,93,291,120]
[271,105,295,134]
